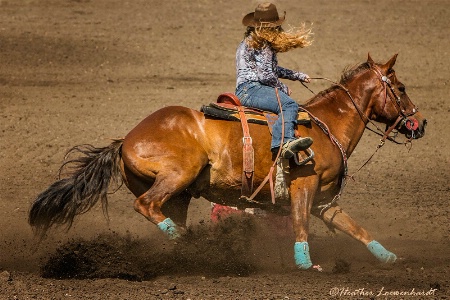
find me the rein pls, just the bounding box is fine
[241,65,418,213]
[302,66,418,214]
[308,65,418,145]
[308,76,410,146]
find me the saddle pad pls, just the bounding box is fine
[201,102,310,126]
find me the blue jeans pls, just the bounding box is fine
[236,82,299,150]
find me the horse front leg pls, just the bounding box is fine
[290,177,319,270]
[313,205,397,263]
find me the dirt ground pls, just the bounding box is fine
[0,0,449,299]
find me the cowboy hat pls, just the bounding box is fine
[242,2,286,28]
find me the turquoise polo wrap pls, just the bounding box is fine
[367,240,397,263]
[294,241,313,269]
[157,218,180,239]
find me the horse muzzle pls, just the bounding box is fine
[399,113,427,139]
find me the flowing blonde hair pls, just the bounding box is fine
[246,24,313,53]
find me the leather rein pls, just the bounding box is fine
[308,65,419,147]
[241,65,420,212]
[304,64,420,214]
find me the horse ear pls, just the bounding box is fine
[367,53,375,65]
[383,53,398,70]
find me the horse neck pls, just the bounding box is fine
[304,72,377,157]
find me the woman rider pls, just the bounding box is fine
[236,2,314,158]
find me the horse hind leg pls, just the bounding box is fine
[313,205,397,264]
[123,168,191,229]
[161,190,191,228]
[133,174,195,239]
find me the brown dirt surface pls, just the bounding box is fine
[1,0,449,299]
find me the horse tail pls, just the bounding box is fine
[28,139,124,236]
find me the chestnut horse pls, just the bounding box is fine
[29,54,426,270]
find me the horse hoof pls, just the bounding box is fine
[384,252,397,264]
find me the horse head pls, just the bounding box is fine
[367,53,427,140]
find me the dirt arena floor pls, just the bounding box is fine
[1,0,449,299]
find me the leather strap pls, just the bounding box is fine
[236,106,254,197]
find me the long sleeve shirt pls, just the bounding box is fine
[236,39,308,95]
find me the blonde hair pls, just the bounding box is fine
[246,24,313,53]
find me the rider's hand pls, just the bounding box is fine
[302,75,311,83]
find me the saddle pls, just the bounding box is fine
[201,93,311,133]
[200,93,312,198]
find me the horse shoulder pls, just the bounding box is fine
[293,121,345,194]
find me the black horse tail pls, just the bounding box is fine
[29,139,124,237]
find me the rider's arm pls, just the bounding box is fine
[277,66,310,82]
[254,45,290,94]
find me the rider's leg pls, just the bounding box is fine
[236,82,312,157]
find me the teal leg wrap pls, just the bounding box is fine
[157,218,180,239]
[294,242,313,270]
[367,240,397,263]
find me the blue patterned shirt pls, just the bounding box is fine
[236,39,308,95]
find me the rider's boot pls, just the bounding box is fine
[280,137,313,159]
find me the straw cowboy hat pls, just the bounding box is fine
[242,2,286,28]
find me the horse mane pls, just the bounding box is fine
[304,61,371,105]
[340,61,371,84]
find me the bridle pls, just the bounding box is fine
[370,65,420,143]
[307,63,420,147]
[241,64,423,213]
[304,64,421,214]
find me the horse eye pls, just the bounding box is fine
[398,86,406,93]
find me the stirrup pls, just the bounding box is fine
[293,148,315,166]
